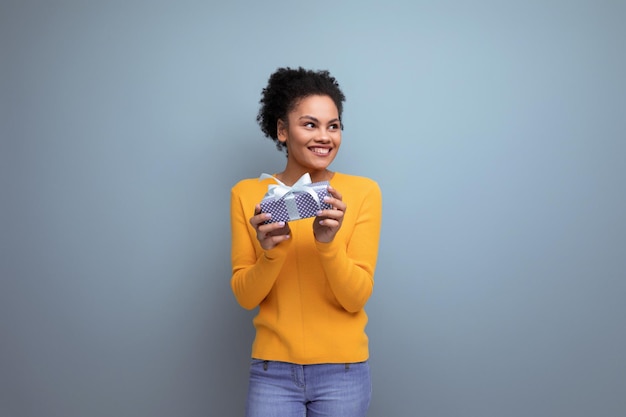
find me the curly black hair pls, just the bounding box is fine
[256,67,346,153]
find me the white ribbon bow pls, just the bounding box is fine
[259,173,323,220]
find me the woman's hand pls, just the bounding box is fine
[250,204,291,250]
[313,186,346,243]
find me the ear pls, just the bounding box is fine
[277,119,287,143]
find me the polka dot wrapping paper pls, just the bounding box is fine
[260,181,332,224]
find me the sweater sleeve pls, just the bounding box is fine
[230,187,291,310]
[315,180,382,313]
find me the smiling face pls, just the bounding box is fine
[277,94,342,182]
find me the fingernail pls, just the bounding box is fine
[277,221,285,226]
[323,196,331,202]
[265,213,272,218]
[316,210,322,216]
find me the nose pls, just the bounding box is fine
[316,127,332,142]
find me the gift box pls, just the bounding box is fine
[259,173,332,223]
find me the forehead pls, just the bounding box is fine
[289,95,339,119]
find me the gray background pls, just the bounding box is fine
[1,1,624,416]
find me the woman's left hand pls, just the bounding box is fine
[313,186,346,243]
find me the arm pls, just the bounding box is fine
[315,182,382,313]
[230,188,292,310]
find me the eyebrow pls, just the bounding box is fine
[298,115,341,124]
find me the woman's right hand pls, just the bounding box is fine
[250,204,291,250]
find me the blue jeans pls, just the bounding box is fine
[245,359,371,417]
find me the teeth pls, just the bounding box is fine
[311,147,330,155]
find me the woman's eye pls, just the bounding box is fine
[304,122,315,128]
[329,124,339,130]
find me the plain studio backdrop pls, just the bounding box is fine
[1,1,624,416]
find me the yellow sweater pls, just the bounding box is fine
[230,172,382,364]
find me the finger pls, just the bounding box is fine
[317,209,344,222]
[270,234,291,244]
[323,194,346,213]
[317,205,346,218]
[327,186,343,201]
[250,204,266,226]
[258,221,288,236]
[330,208,346,220]
[328,198,347,212]
[250,212,272,228]
[260,232,291,250]
[317,218,340,228]
[268,222,291,236]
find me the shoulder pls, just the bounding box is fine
[231,177,273,202]
[231,177,262,193]
[332,172,381,196]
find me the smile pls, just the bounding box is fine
[309,147,331,155]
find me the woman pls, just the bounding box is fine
[230,67,382,417]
